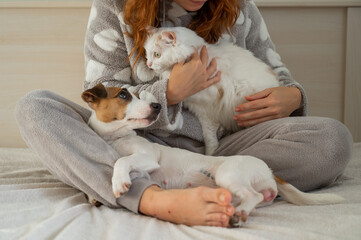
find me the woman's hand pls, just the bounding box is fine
[233,86,302,127]
[166,46,221,106]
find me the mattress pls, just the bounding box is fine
[1,144,360,240]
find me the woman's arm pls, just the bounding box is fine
[83,0,130,90]
[234,1,307,127]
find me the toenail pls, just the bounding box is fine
[227,207,233,213]
[219,193,226,202]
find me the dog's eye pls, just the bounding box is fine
[154,52,161,58]
[118,90,128,100]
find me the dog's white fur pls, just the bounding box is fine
[144,27,280,155]
[83,84,344,227]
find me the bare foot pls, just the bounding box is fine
[139,185,234,227]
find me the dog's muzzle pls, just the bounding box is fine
[151,103,161,113]
[149,103,161,121]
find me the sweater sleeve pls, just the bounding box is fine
[84,0,161,213]
[84,0,183,131]
[83,0,130,90]
[244,0,308,116]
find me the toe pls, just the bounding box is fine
[207,203,234,216]
[200,187,232,206]
[217,189,232,205]
[206,213,229,227]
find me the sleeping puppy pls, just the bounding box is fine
[82,83,343,227]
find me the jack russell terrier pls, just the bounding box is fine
[81,83,343,227]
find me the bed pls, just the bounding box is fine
[1,1,361,239]
[0,144,360,240]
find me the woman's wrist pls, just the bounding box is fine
[166,84,183,106]
[138,185,163,216]
[288,86,302,111]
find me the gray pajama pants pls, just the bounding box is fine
[15,90,353,213]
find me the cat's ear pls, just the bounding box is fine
[161,31,176,45]
[146,26,157,37]
[146,26,155,32]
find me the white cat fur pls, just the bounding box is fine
[144,27,280,155]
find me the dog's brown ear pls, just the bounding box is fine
[133,92,140,99]
[81,83,107,108]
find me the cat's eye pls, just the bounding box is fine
[118,89,128,100]
[154,52,161,58]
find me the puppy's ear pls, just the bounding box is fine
[81,83,107,108]
[133,92,140,99]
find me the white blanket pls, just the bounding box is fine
[1,144,361,240]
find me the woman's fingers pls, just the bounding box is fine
[236,98,268,113]
[207,58,218,77]
[190,45,220,88]
[234,87,302,127]
[199,45,209,68]
[244,88,272,101]
[234,93,278,127]
[167,45,221,105]
[204,71,221,88]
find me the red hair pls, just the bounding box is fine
[123,0,242,67]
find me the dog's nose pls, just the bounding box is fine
[151,103,161,113]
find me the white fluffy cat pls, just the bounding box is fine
[144,27,280,155]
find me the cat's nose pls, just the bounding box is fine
[147,62,152,68]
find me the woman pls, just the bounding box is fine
[15,0,352,227]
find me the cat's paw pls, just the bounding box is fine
[203,130,220,155]
[205,143,218,155]
[217,125,226,138]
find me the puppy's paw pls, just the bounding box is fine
[112,174,132,198]
[90,198,103,207]
[85,194,102,207]
[228,211,247,228]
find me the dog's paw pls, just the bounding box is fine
[228,211,248,228]
[85,194,103,207]
[89,198,103,207]
[112,174,132,198]
[112,181,132,198]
